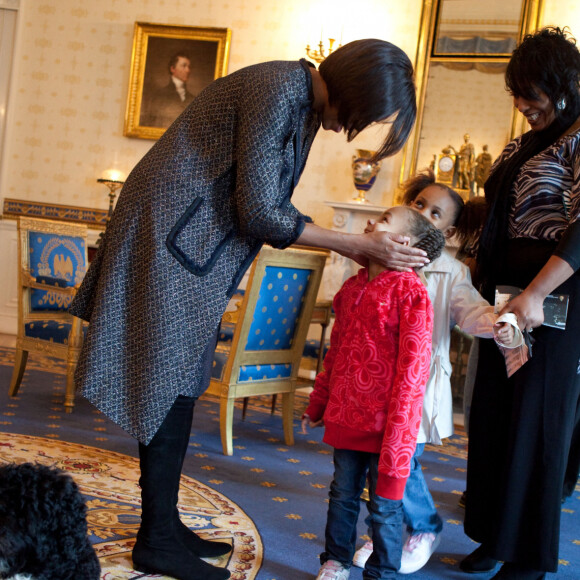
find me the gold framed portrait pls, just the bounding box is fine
[124,22,232,140]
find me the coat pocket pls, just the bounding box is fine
[166,196,235,276]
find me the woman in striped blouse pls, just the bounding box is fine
[461,27,580,580]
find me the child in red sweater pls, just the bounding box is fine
[302,205,446,580]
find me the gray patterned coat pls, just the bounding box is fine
[70,60,320,444]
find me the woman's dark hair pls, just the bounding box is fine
[455,196,487,252]
[405,208,446,265]
[505,26,580,127]
[401,168,464,226]
[318,39,417,161]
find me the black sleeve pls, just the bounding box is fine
[554,220,580,272]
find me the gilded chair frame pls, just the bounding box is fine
[206,246,327,455]
[9,217,88,412]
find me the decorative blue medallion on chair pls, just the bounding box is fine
[207,247,327,455]
[9,218,88,412]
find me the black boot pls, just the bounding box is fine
[133,395,230,580]
[170,328,231,560]
[491,562,546,579]
[170,399,231,559]
[459,545,499,573]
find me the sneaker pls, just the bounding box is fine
[352,541,373,568]
[315,559,350,580]
[399,532,440,574]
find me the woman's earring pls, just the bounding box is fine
[557,97,567,111]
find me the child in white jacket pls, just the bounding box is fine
[354,169,516,575]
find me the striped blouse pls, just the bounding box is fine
[490,128,580,241]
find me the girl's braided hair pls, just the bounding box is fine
[406,208,446,266]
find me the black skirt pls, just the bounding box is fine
[464,238,580,572]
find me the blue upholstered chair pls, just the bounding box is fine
[238,298,333,419]
[207,246,327,455]
[9,217,88,412]
[217,294,333,419]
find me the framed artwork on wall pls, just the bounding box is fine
[123,22,231,140]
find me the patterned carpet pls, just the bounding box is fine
[1,432,252,579]
[0,346,578,579]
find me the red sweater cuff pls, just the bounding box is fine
[304,402,325,423]
[376,474,408,501]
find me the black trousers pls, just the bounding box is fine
[563,398,580,498]
[465,240,580,572]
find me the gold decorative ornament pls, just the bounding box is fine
[436,152,456,185]
[305,38,341,63]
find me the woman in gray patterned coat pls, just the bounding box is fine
[70,39,422,580]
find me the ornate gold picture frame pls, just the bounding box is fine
[397,0,544,186]
[124,22,231,140]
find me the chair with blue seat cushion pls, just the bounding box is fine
[9,217,88,412]
[206,246,327,455]
[241,298,333,419]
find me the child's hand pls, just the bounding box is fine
[301,414,323,434]
[494,321,515,345]
[494,312,524,349]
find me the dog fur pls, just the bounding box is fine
[0,462,100,580]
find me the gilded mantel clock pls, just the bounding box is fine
[435,153,456,185]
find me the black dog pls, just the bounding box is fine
[0,462,100,580]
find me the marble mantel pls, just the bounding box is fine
[326,200,385,233]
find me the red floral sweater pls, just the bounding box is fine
[304,268,433,500]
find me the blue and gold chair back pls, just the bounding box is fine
[9,217,88,411]
[207,246,327,455]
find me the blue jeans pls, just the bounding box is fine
[322,448,403,579]
[402,443,443,535]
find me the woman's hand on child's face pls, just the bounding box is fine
[357,230,430,272]
[493,321,515,345]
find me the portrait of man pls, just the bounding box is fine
[139,37,218,129]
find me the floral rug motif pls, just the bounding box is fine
[0,432,261,580]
